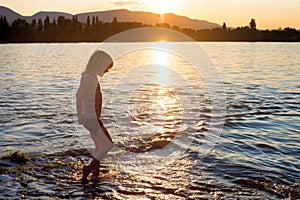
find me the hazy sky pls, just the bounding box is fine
[1,0,299,29]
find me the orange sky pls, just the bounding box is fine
[0,0,299,29]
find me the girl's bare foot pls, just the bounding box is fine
[82,165,90,183]
[92,162,100,177]
[82,158,100,182]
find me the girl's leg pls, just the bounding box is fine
[82,119,113,182]
[92,127,114,161]
[82,119,100,182]
[82,131,111,181]
[98,120,113,143]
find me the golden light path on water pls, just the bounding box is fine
[104,45,198,174]
[151,50,182,133]
[126,48,183,140]
[152,50,171,85]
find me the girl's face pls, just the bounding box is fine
[99,63,113,77]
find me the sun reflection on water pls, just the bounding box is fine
[128,84,182,135]
[108,46,201,173]
[152,49,172,85]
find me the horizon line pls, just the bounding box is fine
[1,5,299,30]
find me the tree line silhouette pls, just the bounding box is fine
[0,15,299,42]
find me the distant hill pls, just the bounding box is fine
[76,9,221,30]
[0,6,72,24]
[0,6,220,30]
[0,6,22,24]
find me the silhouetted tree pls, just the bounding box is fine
[86,16,91,27]
[222,22,227,31]
[112,17,118,24]
[72,15,78,22]
[250,18,256,30]
[11,19,29,31]
[171,25,181,32]
[0,15,10,38]
[92,16,96,26]
[44,16,50,31]
[30,19,37,30]
[57,16,65,30]
[52,19,57,28]
[156,23,170,29]
[0,15,10,36]
[37,18,43,32]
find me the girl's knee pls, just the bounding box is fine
[105,141,114,152]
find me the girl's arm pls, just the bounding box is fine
[76,77,89,124]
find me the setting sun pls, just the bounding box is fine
[140,0,180,14]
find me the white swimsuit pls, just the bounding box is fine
[80,73,99,119]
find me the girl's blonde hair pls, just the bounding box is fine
[83,50,114,75]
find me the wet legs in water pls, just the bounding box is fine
[81,120,113,182]
[82,157,100,182]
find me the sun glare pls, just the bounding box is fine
[141,0,179,14]
[154,50,169,66]
[152,50,171,85]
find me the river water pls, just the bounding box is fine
[0,42,299,199]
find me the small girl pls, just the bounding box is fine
[76,50,114,183]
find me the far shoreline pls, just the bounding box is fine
[1,40,300,44]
